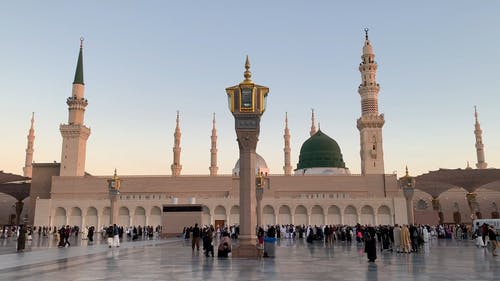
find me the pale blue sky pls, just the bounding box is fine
[1,1,499,177]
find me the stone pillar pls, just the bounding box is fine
[15,201,24,226]
[466,192,477,221]
[256,186,263,228]
[110,193,119,225]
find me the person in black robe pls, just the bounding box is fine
[17,225,27,252]
[364,226,377,262]
[87,226,94,242]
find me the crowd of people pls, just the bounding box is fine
[181,222,500,261]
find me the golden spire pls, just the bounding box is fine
[364,28,369,40]
[243,55,252,82]
[405,165,409,177]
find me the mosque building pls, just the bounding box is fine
[2,30,499,230]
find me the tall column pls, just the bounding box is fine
[209,113,219,176]
[283,112,292,175]
[23,112,35,178]
[226,56,269,258]
[357,28,385,175]
[474,106,487,169]
[60,38,91,176]
[171,111,182,176]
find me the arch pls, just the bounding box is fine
[133,206,146,227]
[294,205,308,226]
[230,205,240,225]
[377,205,391,225]
[149,206,162,227]
[214,205,227,224]
[54,207,67,228]
[69,207,82,228]
[102,207,111,227]
[201,206,211,226]
[344,205,358,226]
[327,205,341,225]
[118,206,130,227]
[278,205,292,225]
[310,205,324,226]
[85,207,98,228]
[360,205,375,225]
[263,205,275,226]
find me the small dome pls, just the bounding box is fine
[296,130,346,170]
[233,153,269,176]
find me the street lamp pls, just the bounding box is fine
[256,172,270,228]
[107,169,121,225]
[399,166,415,225]
[226,56,269,257]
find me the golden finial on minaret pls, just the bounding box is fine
[244,55,252,82]
[80,37,84,48]
[405,165,409,177]
[364,28,369,40]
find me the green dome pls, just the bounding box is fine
[296,130,346,170]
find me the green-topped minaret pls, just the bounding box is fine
[73,38,84,85]
[59,37,91,177]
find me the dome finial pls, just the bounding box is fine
[405,165,409,177]
[364,28,369,40]
[80,37,84,48]
[244,55,252,81]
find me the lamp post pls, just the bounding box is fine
[466,192,477,221]
[107,169,121,225]
[226,56,269,257]
[256,173,270,228]
[399,166,415,225]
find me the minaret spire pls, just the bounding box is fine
[474,106,487,169]
[357,28,385,174]
[283,112,292,175]
[209,113,219,176]
[23,112,35,177]
[59,38,91,176]
[310,109,317,136]
[171,111,182,176]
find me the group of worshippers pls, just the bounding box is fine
[187,223,232,257]
[474,223,499,256]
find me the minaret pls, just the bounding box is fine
[474,106,487,169]
[310,109,317,136]
[283,112,292,175]
[209,113,219,176]
[357,28,385,174]
[171,111,182,176]
[23,112,35,178]
[59,38,91,177]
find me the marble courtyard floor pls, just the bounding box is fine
[0,236,499,280]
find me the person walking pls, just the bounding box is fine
[113,224,120,247]
[191,223,201,252]
[106,225,114,248]
[364,226,377,262]
[17,225,27,252]
[487,225,498,256]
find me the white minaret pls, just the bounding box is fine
[474,106,487,169]
[23,112,35,178]
[209,113,219,176]
[310,109,317,136]
[171,111,182,176]
[60,38,91,177]
[357,28,385,175]
[283,112,292,175]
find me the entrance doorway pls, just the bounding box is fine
[214,219,225,228]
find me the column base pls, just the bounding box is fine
[231,244,259,258]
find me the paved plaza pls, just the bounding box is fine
[0,236,499,280]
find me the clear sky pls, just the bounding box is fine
[1,1,499,178]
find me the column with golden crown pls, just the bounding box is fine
[226,56,269,257]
